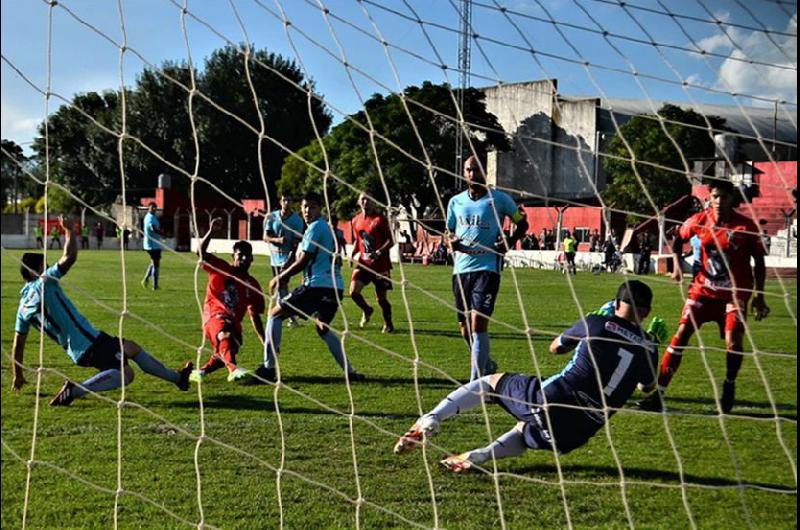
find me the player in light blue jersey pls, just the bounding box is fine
[263,194,305,327]
[254,192,364,384]
[141,203,163,290]
[11,216,193,406]
[446,154,528,381]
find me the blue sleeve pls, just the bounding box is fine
[299,224,318,256]
[14,308,30,334]
[45,263,65,280]
[496,191,519,220]
[556,318,591,350]
[446,198,456,232]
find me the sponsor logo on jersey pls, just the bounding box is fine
[604,321,645,345]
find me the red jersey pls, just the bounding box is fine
[201,254,265,330]
[351,212,392,272]
[679,209,765,302]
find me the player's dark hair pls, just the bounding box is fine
[704,177,735,193]
[233,240,253,256]
[20,253,44,282]
[616,280,653,309]
[303,192,322,206]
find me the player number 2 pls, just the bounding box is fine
[604,348,634,396]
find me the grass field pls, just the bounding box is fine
[1,249,796,529]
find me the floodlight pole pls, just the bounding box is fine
[455,0,472,190]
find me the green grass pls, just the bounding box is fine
[2,249,796,529]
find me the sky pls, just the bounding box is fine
[1,0,796,154]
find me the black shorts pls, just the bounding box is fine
[280,286,342,324]
[272,264,289,278]
[77,332,128,372]
[565,252,576,264]
[452,271,500,323]
[147,249,162,261]
[351,267,393,292]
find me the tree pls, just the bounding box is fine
[35,185,77,214]
[197,44,332,204]
[125,63,198,198]
[31,91,122,207]
[1,139,25,212]
[602,104,729,224]
[279,81,509,218]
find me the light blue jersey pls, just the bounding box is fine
[690,234,702,261]
[446,189,520,274]
[15,264,100,364]
[300,218,343,290]
[265,210,304,268]
[143,212,161,250]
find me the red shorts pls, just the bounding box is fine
[351,267,393,292]
[679,296,747,338]
[203,317,242,354]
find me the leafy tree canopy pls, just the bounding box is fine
[602,104,729,225]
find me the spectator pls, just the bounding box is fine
[94,221,104,249]
[49,224,62,249]
[562,231,577,275]
[589,229,600,252]
[636,232,652,275]
[80,223,90,249]
[34,224,44,249]
[602,235,617,272]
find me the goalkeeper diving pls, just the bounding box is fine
[393,280,667,473]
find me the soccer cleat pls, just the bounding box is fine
[176,361,194,391]
[381,323,395,334]
[287,318,300,329]
[359,307,374,329]
[720,380,736,414]
[393,415,440,455]
[188,370,205,384]
[227,367,249,382]
[49,380,76,407]
[637,391,665,412]
[252,365,277,384]
[440,452,474,474]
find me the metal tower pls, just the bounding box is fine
[455,0,472,189]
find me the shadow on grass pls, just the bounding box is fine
[406,328,558,342]
[286,374,456,387]
[168,394,418,418]
[659,395,797,420]
[506,462,797,492]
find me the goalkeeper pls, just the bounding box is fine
[394,280,666,473]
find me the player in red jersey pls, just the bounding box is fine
[639,179,769,414]
[349,191,395,333]
[190,218,266,383]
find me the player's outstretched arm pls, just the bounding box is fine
[57,215,78,274]
[11,332,28,390]
[268,251,310,295]
[250,311,266,345]
[198,218,223,260]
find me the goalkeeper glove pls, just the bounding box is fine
[645,317,668,345]
[586,300,615,318]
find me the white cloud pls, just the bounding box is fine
[696,14,797,105]
[0,103,42,150]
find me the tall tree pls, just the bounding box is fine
[280,81,509,218]
[602,104,729,224]
[126,62,198,197]
[31,91,122,207]
[1,139,25,211]
[198,44,332,204]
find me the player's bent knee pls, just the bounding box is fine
[122,340,142,358]
[124,366,135,385]
[216,331,231,341]
[488,373,505,389]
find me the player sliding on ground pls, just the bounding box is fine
[394,280,661,473]
[255,192,365,383]
[190,218,266,383]
[447,153,528,380]
[11,216,193,405]
[638,178,769,414]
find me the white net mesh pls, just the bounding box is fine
[1,1,796,528]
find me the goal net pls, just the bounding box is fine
[1,1,796,528]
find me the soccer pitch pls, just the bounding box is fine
[1,250,796,529]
